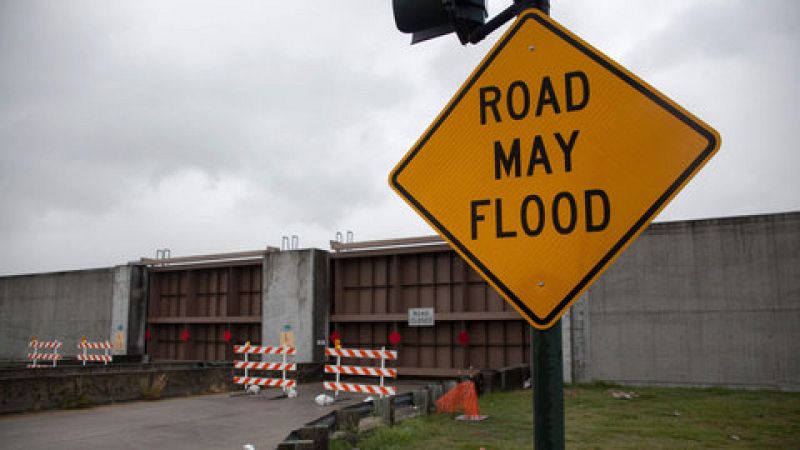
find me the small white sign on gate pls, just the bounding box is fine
[408,308,435,327]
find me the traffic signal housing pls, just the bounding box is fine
[392,0,487,44]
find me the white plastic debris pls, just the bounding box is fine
[246,385,261,395]
[315,394,334,406]
[363,396,374,403]
[243,444,255,450]
[287,387,298,398]
[609,390,638,400]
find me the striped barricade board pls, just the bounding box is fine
[234,361,296,371]
[323,381,396,397]
[77,340,113,365]
[233,344,296,395]
[324,365,397,378]
[27,339,63,368]
[233,376,296,389]
[234,344,296,355]
[324,346,398,398]
[325,348,397,360]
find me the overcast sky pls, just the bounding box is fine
[1,0,798,275]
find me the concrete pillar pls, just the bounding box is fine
[569,293,590,383]
[561,310,572,384]
[262,249,329,363]
[110,265,131,355]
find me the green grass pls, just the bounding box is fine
[331,384,800,449]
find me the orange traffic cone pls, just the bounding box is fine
[436,381,487,421]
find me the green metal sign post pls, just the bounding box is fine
[532,320,564,449]
[523,1,563,447]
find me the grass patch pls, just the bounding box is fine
[333,385,800,449]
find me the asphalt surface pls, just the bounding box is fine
[0,382,422,450]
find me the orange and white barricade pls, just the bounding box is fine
[324,347,397,398]
[233,343,296,393]
[27,338,63,368]
[77,339,113,365]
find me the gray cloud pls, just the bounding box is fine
[616,0,800,220]
[1,0,798,274]
[1,1,411,236]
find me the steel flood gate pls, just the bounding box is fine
[145,257,265,361]
[330,237,530,377]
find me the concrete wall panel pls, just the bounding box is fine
[585,212,800,390]
[0,268,117,360]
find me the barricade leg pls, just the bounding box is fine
[334,355,341,398]
[281,352,287,393]
[244,351,250,391]
[379,347,386,399]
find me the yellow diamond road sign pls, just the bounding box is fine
[389,9,720,330]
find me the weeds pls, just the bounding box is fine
[140,373,168,400]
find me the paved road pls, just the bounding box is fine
[0,383,421,450]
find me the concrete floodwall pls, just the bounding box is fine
[263,249,329,364]
[575,212,800,390]
[0,363,231,414]
[0,266,137,361]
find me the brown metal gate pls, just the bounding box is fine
[146,259,263,361]
[330,238,530,376]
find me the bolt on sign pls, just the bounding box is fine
[389,9,720,330]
